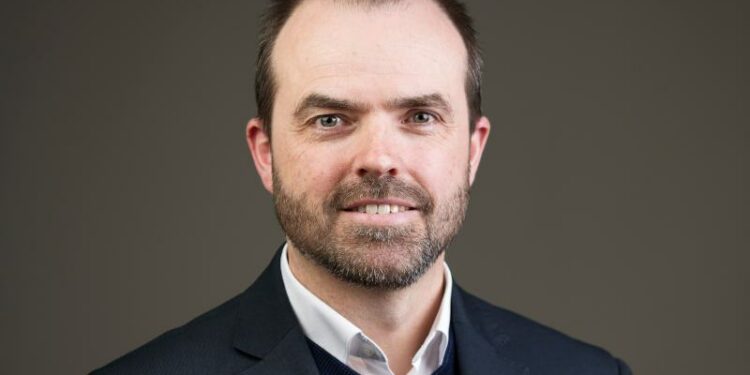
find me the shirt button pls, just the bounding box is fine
[361,346,379,360]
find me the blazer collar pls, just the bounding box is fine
[452,285,529,374]
[232,246,318,375]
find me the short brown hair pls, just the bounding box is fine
[254,0,483,136]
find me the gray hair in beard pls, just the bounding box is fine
[273,172,469,289]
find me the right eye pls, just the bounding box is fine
[314,115,342,128]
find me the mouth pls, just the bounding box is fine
[341,200,418,215]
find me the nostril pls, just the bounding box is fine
[357,168,397,178]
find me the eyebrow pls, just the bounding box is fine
[293,94,370,122]
[292,92,454,122]
[385,93,453,118]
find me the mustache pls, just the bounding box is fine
[328,175,433,213]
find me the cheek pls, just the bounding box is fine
[274,139,346,199]
[406,137,470,197]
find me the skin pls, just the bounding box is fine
[246,0,490,374]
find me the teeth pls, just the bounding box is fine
[355,204,409,215]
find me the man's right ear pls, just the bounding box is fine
[246,118,273,194]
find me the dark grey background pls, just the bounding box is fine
[1,0,746,374]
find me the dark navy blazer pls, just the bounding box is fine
[92,247,631,374]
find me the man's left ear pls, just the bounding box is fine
[468,116,491,186]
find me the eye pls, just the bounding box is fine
[314,115,342,128]
[408,111,436,124]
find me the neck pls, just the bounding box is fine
[286,241,446,375]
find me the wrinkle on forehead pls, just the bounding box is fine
[329,0,405,9]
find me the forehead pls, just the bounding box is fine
[271,0,468,111]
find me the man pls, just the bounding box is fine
[93,0,631,374]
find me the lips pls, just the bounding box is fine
[342,199,417,215]
[356,204,410,214]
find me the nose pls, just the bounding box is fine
[351,122,400,178]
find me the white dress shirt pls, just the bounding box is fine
[280,244,453,375]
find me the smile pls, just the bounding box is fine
[341,199,418,217]
[349,204,412,215]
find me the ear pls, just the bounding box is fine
[246,118,274,194]
[468,116,491,186]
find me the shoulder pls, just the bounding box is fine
[90,291,256,375]
[457,287,632,375]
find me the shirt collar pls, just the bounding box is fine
[280,243,453,370]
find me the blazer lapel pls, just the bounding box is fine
[234,326,319,375]
[232,247,319,375]
[452,285,528,375]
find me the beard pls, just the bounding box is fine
[272,169,470,290]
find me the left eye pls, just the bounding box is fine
[409,112,435,124]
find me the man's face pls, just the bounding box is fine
[249,0,489,288]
